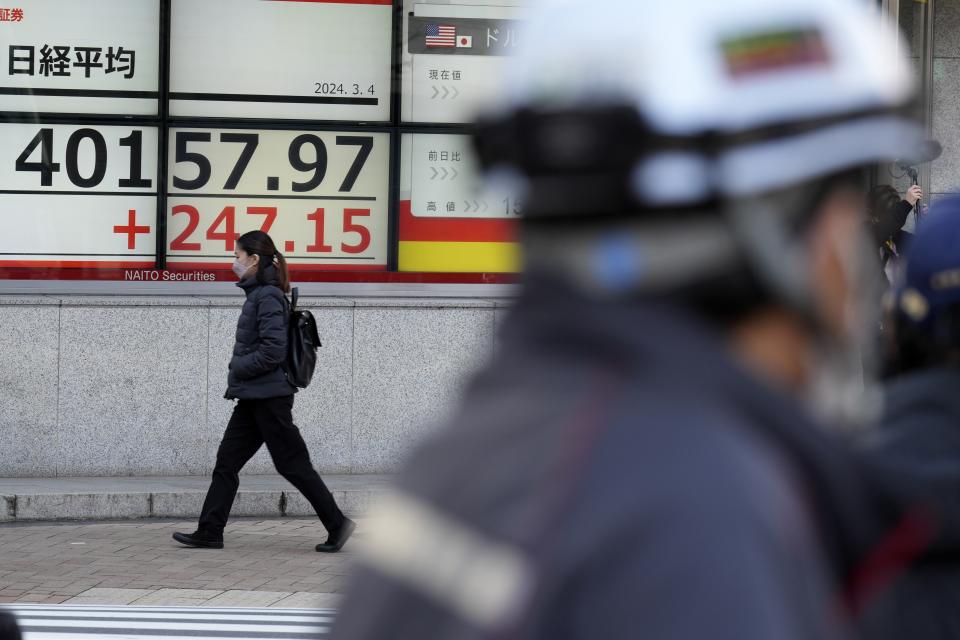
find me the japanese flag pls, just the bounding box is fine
[457,35,473,48]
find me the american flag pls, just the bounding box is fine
[425,24,456,47]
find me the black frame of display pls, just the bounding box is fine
[0,0,485,278]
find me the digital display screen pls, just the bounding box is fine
[0,0,160,115]
[169,0,393,121]
[166,128,390,271]
[0,122,159,268]
[401,0,528,124]
[0,0,524,283]
[398,132,519,272]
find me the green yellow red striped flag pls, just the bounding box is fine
[721,28,830,78]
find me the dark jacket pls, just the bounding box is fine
[869,199,913,250]
[867,199,913,283]
[862,368,960,640]
[332,278,912,640]
[225,265,296,400]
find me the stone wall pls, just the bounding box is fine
[0,295,509,477]
[933,1,960,201]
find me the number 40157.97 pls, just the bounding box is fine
[170,204,372,254]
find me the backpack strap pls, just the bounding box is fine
[290,287,299,312]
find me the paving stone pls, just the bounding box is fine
[0,517,363,606]
[64,588,156,605]
[271,591,344,608]
[130,588,223,606]
[201,590,292,607]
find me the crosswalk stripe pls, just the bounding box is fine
[10,611,333,623]
[2,605,335,639]
[14,635,306,640]
[8,605,333,617]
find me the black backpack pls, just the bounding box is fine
[284,287,322,388]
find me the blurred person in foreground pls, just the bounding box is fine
[862,195,960,638]
[0,612,21,640]
[332,1,933,638]
[867,183,923,285]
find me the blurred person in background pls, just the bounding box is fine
[863,195,960,639]
[867,183,923,285]
[332,1,933,639]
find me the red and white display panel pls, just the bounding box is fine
[398,132,520,272]
[166,128,390,271]
[0,123,158,268]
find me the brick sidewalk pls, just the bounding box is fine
[0,518,359,607]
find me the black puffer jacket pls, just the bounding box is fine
[225,265,296,400]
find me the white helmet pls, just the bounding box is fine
[480,0,920,206]
[475,0,923,299]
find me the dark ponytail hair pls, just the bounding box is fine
[867,184,904,220]
[236,230,291,293]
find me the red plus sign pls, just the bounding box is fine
[113,209,150,250]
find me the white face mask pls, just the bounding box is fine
[232,257,252,280]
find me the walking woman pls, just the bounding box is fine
[173,231,355,552]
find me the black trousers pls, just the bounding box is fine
[198,395,345,535]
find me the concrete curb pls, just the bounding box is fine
[0,475,392,522]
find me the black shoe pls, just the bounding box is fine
[316,518,356,553]
[172,530,224,549]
